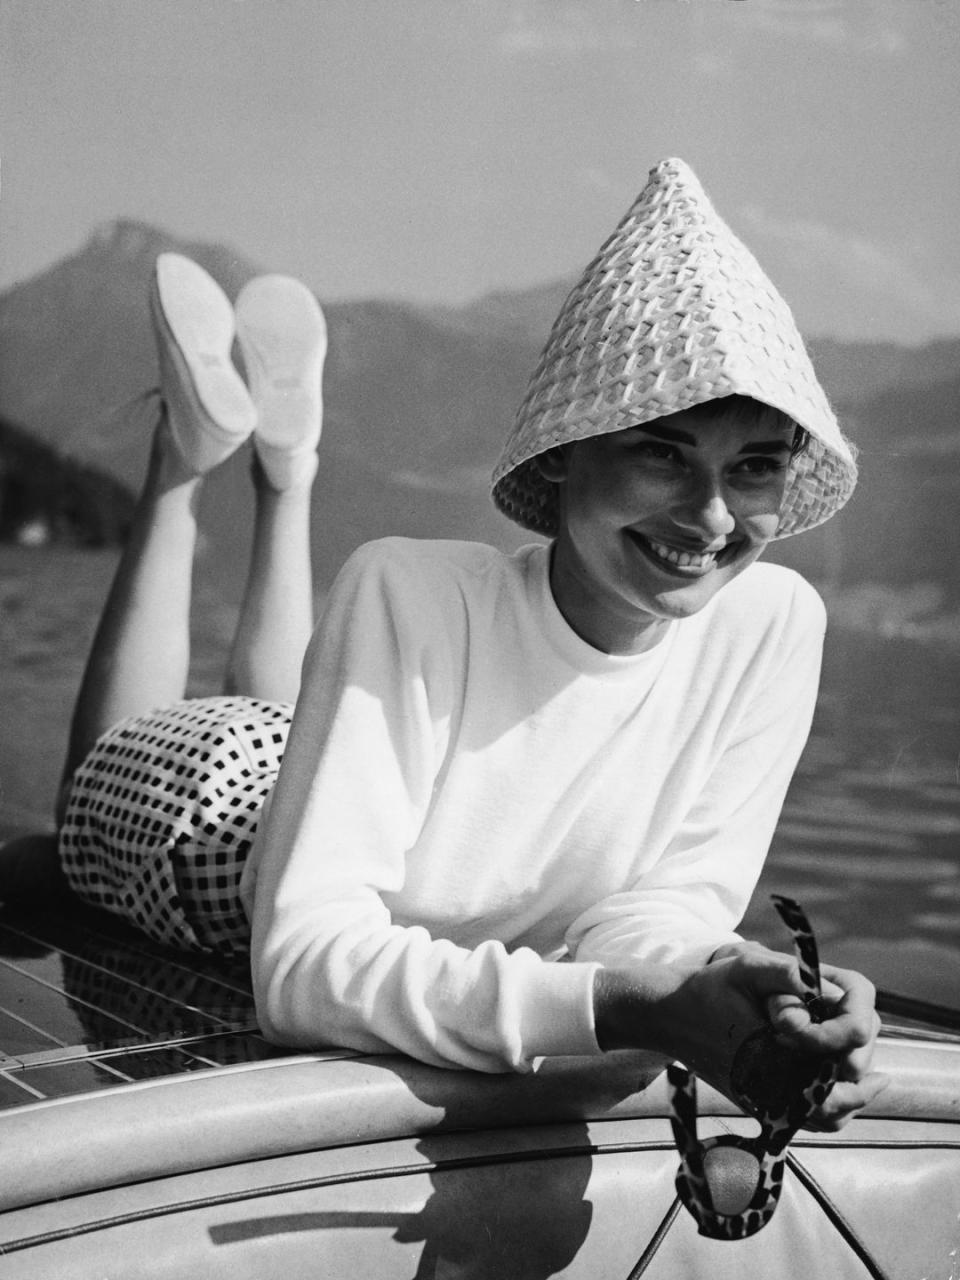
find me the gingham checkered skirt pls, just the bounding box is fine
[59,697,292,954]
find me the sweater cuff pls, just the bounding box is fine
[515,959,603,1059]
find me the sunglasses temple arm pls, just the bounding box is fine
[667,1062,701,1152]
[770,894,824,1005]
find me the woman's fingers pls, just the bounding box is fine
[656,951,885,1131]
[838,1020,881,1081]
[766,992,810,1033]
[769,964,879,1056]
[802,1071,890,1132]
[706,950,887,1129]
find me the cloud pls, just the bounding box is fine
[495,0,699,57]
[737,0,908,56]
[691,49,730,76]
[494,0,908,59]
[497,0,615,54]
[577,165,622,197]
[739,204,960,334]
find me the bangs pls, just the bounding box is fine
[670,395,797,436]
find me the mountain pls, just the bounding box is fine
[0,221,257,465]
[0,221,537,592]
[0,416,133,547]
[1,219,958,609]
[803,338,960,407]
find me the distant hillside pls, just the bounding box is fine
[0,221,266,486]
[803,338,960,407]
[0,416,133,547]
[1,219,958,609]
[0,220,535,593]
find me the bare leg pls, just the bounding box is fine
[224,457,315,702]
[3,256,256,903]
[226,272,326,702]
[3,412,202,901]
[59,414,202,802]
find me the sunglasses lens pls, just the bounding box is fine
[732,1026,826,1115]
[702,1147,762,1216]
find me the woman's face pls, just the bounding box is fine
[540,403,796,654]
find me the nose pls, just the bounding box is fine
[673,480,736,540]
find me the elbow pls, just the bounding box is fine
[249,929,317,1049]
[251,959,303,1049]
[249,926,386,1055]
[254,1005,296,1049]
[251,965,343,1052]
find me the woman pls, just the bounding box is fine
[6,159,885,1126]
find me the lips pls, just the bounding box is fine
[628,531,736,575]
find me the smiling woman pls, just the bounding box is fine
[2,159,882,1179]
[243,160,875,1134]
[535,399,800,653]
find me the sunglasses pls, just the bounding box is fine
[667,895,841,1240]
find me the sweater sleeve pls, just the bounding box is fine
[566,576,826,970]
[246,542,601,1073]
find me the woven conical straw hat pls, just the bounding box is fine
[492,158,857,539]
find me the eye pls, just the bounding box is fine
[732,455,789,480]
[632,440,685,467]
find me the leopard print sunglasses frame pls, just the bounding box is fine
[667,896,841,1240]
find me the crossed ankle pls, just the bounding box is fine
[147,416,210,490]
[250,448,319,495]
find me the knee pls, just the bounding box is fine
[55,775,75,829]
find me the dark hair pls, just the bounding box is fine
[671,394,808,457]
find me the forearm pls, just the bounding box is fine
[594,951,812,1083]
[593,963,689,1054]
[253,893,604,1070]
[592,962,755,1087]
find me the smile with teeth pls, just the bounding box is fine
[637,534,730,570]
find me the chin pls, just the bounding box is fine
[639,556,762,620]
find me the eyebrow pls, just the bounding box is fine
[632,423,793,454]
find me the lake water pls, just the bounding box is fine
[744,630,960,1008]
[2,546,959,1009]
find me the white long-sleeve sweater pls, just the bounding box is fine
[242,537,825,1072]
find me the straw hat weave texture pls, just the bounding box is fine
[491,158,857,539]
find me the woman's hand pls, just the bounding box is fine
[764,959,886,1129]
[593,948,887,1130]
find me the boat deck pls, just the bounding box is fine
[0,892,285,1109]
[0,815,957,1118]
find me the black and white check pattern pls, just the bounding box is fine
[59,697,292,953]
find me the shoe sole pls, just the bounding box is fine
[151,255,256,466]
[235,275,327,454]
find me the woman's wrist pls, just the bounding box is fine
[592,958,768,1088]
[592,963,694,1055]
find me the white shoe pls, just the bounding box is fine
[150,254,257,474]
[234,274,327,490]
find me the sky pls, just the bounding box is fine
[2,0,959,343]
